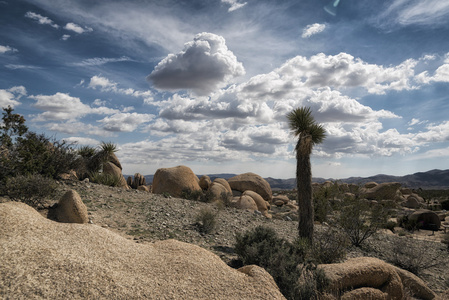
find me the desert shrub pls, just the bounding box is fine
[297,267,329,300]
[0,107,78,181]
[89,172,122,187]
[219,191,233,207]
[336,198,389,247]
[312,227,349,264]
[383,220,397,232]
[397,215,421,232]
[75,142,119,180]
[1,174,57,207]
[195,207,217,234]
[313,195,331,223]
[181,188,205,201]
[234,226,328,300]
[386,238,442,275]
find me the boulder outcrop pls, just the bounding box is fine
[103,161,129,188]
[0,201,285,299]
[319,257,403,299]
[209,178,233,201]
[234,194,258,211]
[361,182,402,200]
[129,173,146,189]
[56,190,88,224]
[318,257,437,300]
[409,209,441,230]
[199,175,211,190]
[228,173,272,202]
[152,165,202,198]
[242,190,271,218]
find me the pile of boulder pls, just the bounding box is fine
[150,166,288,219]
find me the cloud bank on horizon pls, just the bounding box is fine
[1,0,449,179]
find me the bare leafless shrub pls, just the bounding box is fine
[386,238,443,275]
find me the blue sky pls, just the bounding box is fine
[1,0,449,179]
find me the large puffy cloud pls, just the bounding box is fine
[0,86,26,108]
[147,32,245,95]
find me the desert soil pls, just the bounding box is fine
[32,180,449,296]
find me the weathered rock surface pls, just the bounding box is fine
[108,152,122,170]
[272,195,289,205]
[209,178,232,202]
[242,190,271,218]
[234,194,258,211]
[199,175,211,190]
[129,173,146,189]
[319,257,403,299]
[409,209,441,230]
[393,266,437,300]
[228,173,272,202]
[0,201,285,299]
[56,190,88,224]
[152,165,202,198]
[361,182,402,200]
[103,161,129,188]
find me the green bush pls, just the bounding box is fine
[0,107,78,181]
[1,174,57,207]
[234,226,328,300]
[195,207,217,234]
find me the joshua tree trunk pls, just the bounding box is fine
[296,134,314,243]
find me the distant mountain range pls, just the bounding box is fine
[125,169,449,191]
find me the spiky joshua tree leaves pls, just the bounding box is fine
[287,107,326,244]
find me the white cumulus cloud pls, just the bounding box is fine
[147,32,245,96]
[98,112,154,132]
[0,86,26,108]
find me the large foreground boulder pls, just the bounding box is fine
[0,202,285,299]
[228,173,272,202]
[152,165,202,198]
[319,257,437,300]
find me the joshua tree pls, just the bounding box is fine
[287,107,326,243]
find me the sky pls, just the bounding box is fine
[1,0,449,179]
